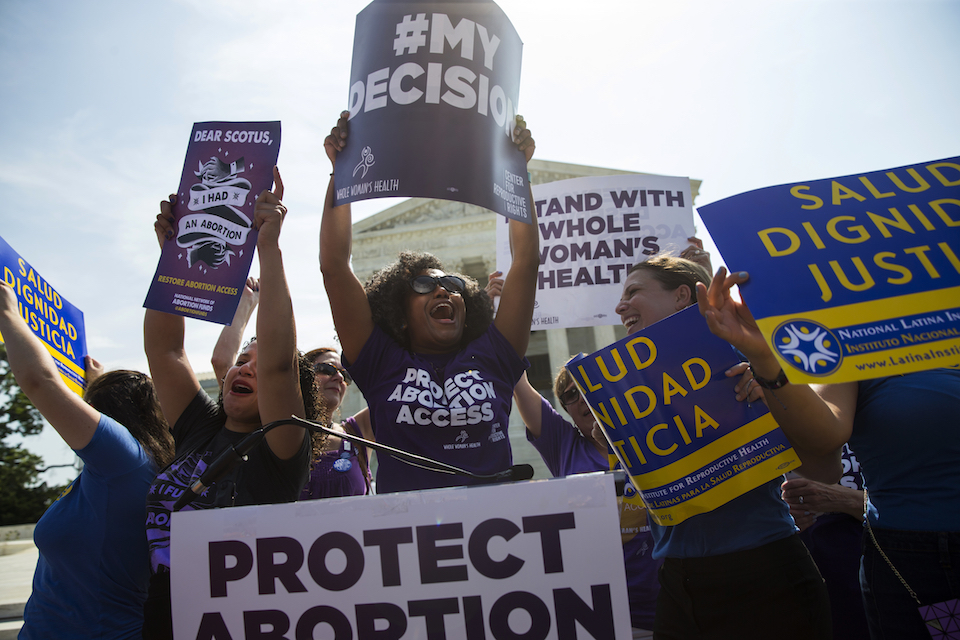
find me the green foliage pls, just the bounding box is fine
[0,344,67,525]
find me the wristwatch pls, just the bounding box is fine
[750,366,788,390]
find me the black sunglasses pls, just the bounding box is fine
[313,361,352,385]
[559,386,582,407]
[409,274,465,295]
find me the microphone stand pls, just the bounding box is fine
[173,415,534,511]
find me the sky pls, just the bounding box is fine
[2,0,958,483]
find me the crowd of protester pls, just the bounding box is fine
[6,112,957,640]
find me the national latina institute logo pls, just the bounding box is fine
[772,319,842,376]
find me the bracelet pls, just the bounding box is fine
[527,171,533,184]
[750,366,788,389]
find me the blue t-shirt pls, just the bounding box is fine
[851,368,960,530]
[21,415,156,640]
[526,397,661,630]
[348,324,527,493]
[650,477,796,558]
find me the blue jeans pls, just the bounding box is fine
[861,527,960,640]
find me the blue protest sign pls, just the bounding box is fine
[699,157,960,383]
[0,235,87,395]
[566,306,799,526]
[334,1,530,221]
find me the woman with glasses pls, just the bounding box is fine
[298,347,373,498]
[320,111,539,493]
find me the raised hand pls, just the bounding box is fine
[513,115,535,163]
[485,271,504,300]
[154,194,177,248]
[696,267,768,360]
[254,167,286,249]
[324,111,350,168]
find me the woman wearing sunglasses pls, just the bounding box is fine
[320,111,539,493]
[298,348,374,498]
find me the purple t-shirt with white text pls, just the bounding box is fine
[348,325,527,493]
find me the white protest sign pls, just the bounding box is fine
[497,174,696,330]
[171,474,631,639]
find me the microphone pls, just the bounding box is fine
[172,430,265,511]
[491,464,535,483]
[173,417,535,510]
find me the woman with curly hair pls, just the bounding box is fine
[143,168,320,638]
[320,111,539,493]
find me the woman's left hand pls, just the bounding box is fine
[513,115,535,163]
[255,167,286,249]
[726,361,764,404]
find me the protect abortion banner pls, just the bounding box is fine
[566,306,800,526]
[699,157,960,383]
[334,1,531,222]
[0,235,87,395]
[143,121,281,325]
[497,174,696,330]
[171,474,632,639]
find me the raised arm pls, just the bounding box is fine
[484,268,544,436]
[319,112,374,365]
[0,282,99,449]
[145,194,202,427]
[493,116,540,357]
[211,277,259,386]
[253,168,306,460]
[513,372,546,438]
[697,268,851,482]
[680,236,713,274]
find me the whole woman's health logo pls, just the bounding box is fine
[772,319,843,376]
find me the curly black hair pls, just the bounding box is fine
[364,251,494,351]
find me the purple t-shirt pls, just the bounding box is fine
[348,324,527,493]
[526,397,661,630]
[299,417,369,499]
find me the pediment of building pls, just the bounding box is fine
[352,159,700,236]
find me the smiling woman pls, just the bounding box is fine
[320,111,540,493]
